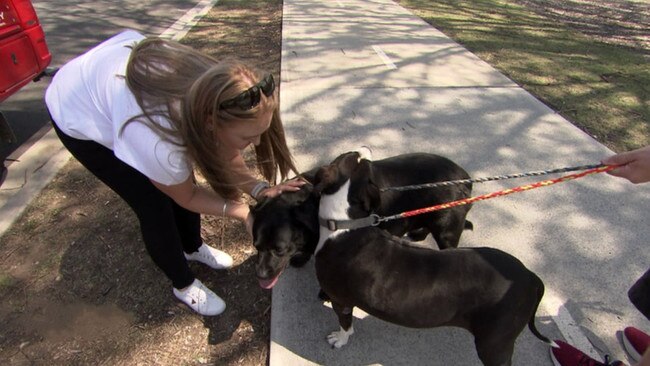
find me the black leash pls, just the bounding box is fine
[379,163,606,192]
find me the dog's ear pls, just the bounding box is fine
[292,195,319,232]
[249,203,259,216]
[298,166,319,184]
[357,146,373,161]
[314,152,363,195]
[250,196,269,216]
[313,165,337,195]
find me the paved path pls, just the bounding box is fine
[272,0,650,365]
[1,1,648,365]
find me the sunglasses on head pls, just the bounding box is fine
[219,74,276,111]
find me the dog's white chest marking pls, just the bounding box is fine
[316,179,353,255]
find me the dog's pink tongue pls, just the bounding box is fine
[259,276,279,289]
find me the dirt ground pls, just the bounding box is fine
[0,1,281,365]
[518,0,649,54]
[0,0,647,365]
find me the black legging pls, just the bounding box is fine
[51,119,200,289]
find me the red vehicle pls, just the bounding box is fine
[0,0,54,184]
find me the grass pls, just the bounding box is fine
[395,0,649,153]
[0,273,16,291]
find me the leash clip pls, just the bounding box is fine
[370,214,381,226]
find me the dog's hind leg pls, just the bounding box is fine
[327,302,354,348]
[473,333,515,366]
[469,306,530,366]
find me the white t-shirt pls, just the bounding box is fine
[45,30,191,185]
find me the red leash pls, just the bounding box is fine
[377,165,618,224]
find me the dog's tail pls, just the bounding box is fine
[528,317,554,345]
[528,277,558,347]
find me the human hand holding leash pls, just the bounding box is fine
[551,146,650,365]
[602,145,650,184]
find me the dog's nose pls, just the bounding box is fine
[256,264,270,279]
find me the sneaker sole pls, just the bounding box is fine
[184,254,233,270]
[185,259,232,269]
[549,347,562,366]
[175,298,226,316]
[622,333,642,362]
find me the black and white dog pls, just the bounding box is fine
[313,150,553,366]
[251,149,473,289]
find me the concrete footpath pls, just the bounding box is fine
[0,0,648,365]
[272,0,650,365]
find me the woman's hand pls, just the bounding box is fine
[602,145,650,184]
[258,178,307,198]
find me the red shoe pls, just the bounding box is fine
[550,340,624,366]
[622,326,650,362]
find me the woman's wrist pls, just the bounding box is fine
[224,200,250,222]
[251,180,270,199]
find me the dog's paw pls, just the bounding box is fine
[327,331,349,348]
[326,326,354,348]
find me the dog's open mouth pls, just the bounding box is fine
[258,272,282,289]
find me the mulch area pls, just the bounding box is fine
[0,0,646,364]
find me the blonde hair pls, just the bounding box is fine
[124,37,298,199]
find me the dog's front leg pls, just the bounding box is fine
[327,302,354,348]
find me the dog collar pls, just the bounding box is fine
[318,214,380,231]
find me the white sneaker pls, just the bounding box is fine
[184,243,234,270]
[173,279,226,316]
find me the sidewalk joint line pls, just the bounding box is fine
[372,45,397,70]
[159,0,219,41]
[543,289,601,359]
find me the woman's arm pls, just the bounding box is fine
[228,152,266,197]
[151,177,250,223]
[151,147,306,226]
[227,150,305,199]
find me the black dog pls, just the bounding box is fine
[251,180,319,289]
[251,150,473,289]
[313,151,552,366]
